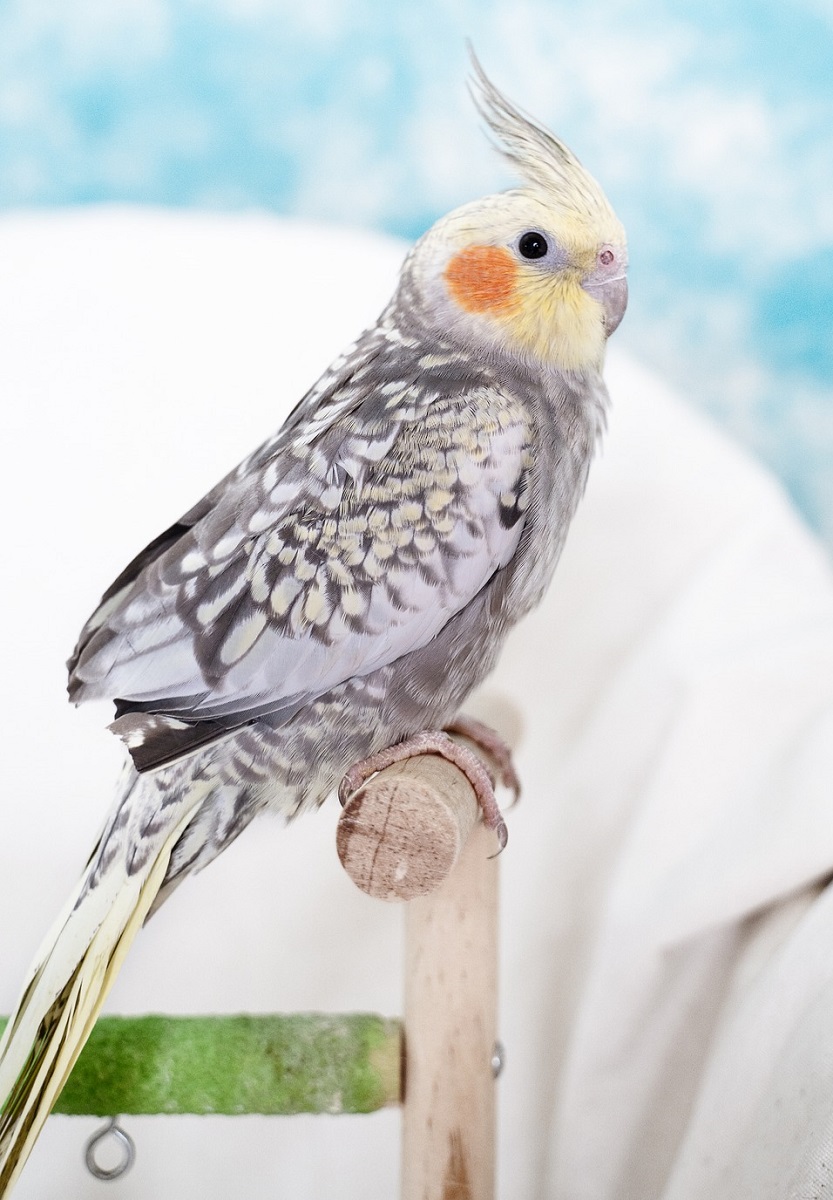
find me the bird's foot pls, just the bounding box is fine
[338,723,514,852]
[444,713,521,806]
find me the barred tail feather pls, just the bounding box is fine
[0,774,205,1196]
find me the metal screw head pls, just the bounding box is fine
[491,1040,505,1079]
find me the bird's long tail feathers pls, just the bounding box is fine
[0,769,205,1196]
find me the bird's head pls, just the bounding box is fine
[407,59,627,375]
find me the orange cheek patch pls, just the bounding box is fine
[444,245,518,313]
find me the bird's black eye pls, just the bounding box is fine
[518,231,549,260]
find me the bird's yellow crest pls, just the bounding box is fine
[468,51,624,251]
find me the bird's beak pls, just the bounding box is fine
[583,275,628,337]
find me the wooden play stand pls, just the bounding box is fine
[2,740,504,1199]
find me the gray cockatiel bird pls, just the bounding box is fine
[0,59,627,1192]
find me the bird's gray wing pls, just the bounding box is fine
[70,353,532,770]
[68,328,388,674]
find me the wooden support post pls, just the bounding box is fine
[401,822,499,1200]
[336,731,505,1199]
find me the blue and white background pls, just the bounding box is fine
[5,8,833,1199]
[2,0,832,545]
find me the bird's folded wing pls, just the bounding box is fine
[69,378,530,742]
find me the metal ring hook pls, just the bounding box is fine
[84,1116,136,1181]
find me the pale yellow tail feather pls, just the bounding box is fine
[0,797,199,1196]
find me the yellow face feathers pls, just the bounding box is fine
[419,59,627,375]
[507,268,608,372]
[442,240,607,372]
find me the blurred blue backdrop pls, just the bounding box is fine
[2,0,831,544]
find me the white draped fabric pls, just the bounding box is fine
[1,212,831,1198]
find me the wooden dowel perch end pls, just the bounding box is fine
[337,739,498,901]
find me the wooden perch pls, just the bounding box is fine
[336,733,500,901]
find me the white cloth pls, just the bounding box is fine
[0,210,831,1198]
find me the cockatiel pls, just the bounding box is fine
[0,59,627,1192]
